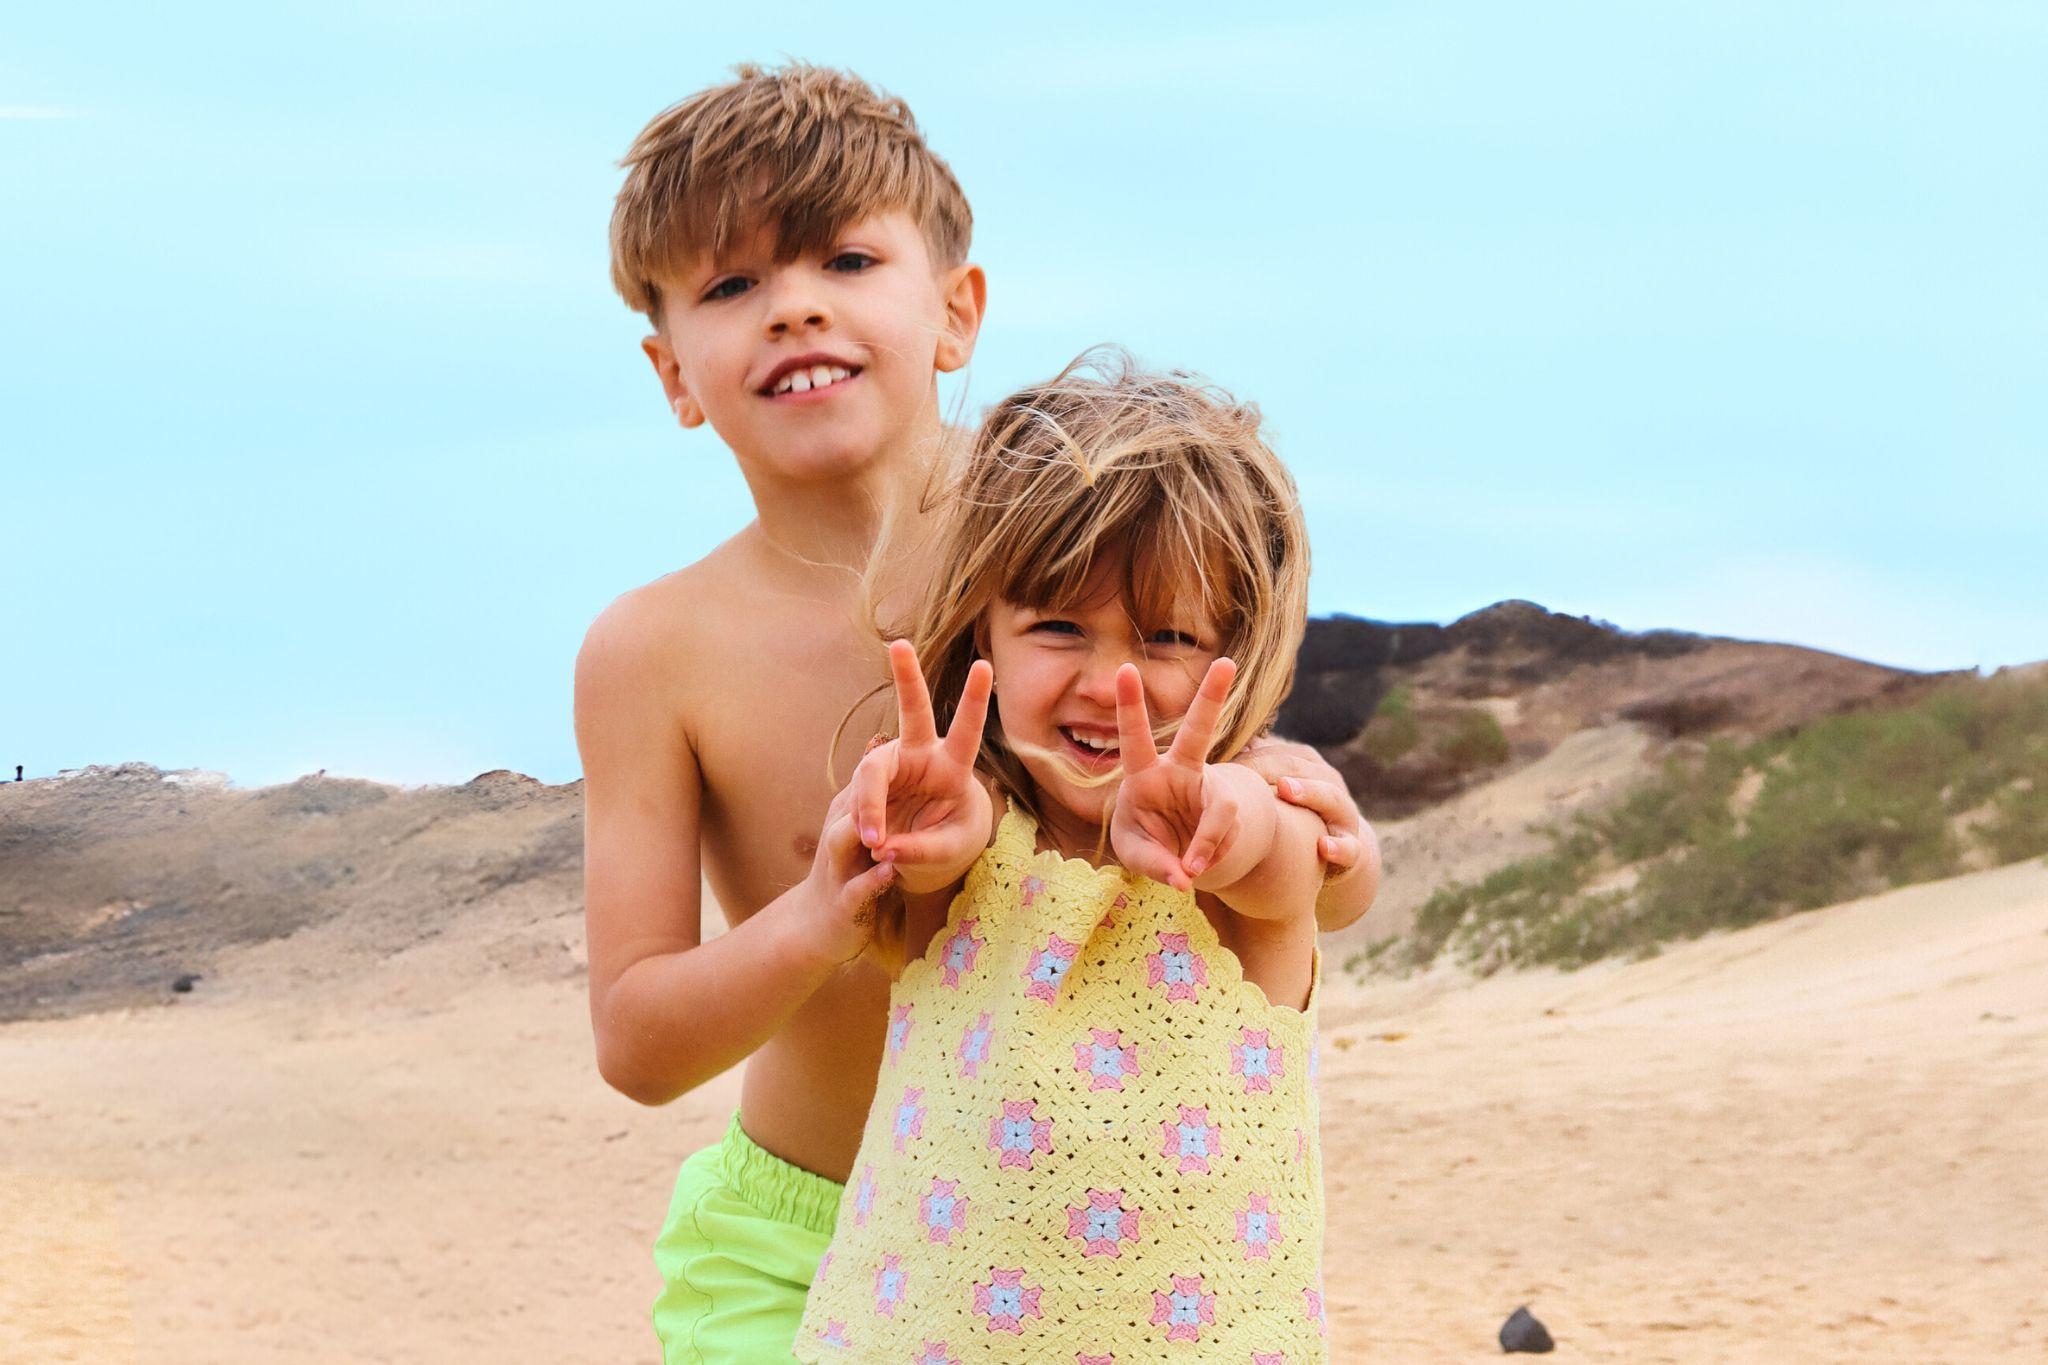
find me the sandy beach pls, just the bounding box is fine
[5,854,2042,1363]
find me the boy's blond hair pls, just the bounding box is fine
[880,348,1311,827]
[610,61,973,324]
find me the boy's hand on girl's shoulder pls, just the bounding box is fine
[848,640,994,896]
[1237,735,1372,882]
[1109,658,1273,892]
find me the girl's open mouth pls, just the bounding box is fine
[1058,726,1120,771]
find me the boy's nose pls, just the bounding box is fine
[761,274,832,337]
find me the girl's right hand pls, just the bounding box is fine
[849,639,995,894]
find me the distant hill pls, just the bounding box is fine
[0,602,2024,1022]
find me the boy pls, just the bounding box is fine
[576,62,1379,1362]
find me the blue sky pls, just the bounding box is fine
[4,2,2043,787]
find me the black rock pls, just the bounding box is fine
[1500,1305,1554,1353]
[171,973,201,994]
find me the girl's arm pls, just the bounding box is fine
[1109,659,1323,924]
[1183,764,1327,921]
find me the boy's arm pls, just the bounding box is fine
[576,597,872,1106]
[1234,738,1381,933]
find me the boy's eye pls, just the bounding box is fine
[701,276,751,302]
[826,251,877,273]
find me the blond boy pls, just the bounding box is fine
[577,62,1380,1362]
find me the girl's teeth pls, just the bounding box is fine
[787,371,812,393]
[809,364,835,388]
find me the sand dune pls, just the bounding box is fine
[4,857,2042,1362]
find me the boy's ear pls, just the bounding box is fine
[933,262,987,375]
[641,331,706,429]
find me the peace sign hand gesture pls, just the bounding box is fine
[849,640,995,895]
[1109,657,1271,893]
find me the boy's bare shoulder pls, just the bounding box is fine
[575,529,760,720]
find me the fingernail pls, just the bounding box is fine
[877,862,897,881]
[1282,778,1301,799]
[1185,855,1207,877]
[862,826,879,846]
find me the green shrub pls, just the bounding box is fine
[1363,669,2048,977]
[1437,708,1510,769]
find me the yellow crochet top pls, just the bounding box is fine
[796,805,1326,1363]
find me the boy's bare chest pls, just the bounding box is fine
[687,616,894,919]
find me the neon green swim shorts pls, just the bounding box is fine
[651,1113,842,1364]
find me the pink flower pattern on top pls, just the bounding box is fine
[988,1099,1053,1170]
[1160,1104,1222,1174]
[973,1268,1042,1334]
[1066,1188,1141,1257]
[886,1003,914,1065]
[1023,932,1080,1002]
[919,1177,969,1245]
[873,1253,906,1317]
[892,1089,927,1154]
[1072,1028,1140,1091]
[1235,1192,1284,1259]
[1147,931,1208,1003]
[1149,1273,1216,1343]
[938,918,984,988]
[1230,1027,1284,1094]
[957,1012,994,1079]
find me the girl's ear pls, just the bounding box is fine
[933,262,987,374]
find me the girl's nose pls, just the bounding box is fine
[1072,648,1130,709]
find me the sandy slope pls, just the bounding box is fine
[4,861,2044,1363]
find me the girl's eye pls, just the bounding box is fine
[1031,620,1081,636]
[826,251,877,274]
[701,276,751,302]
[1148,629,1200,648]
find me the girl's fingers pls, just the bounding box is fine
[1277,776,1360,833]
[1125,840,1189,892]
[849,746,896,851]
[1114,664,1158,773]
[1182,790,1237,881]
[1167,656,1236,768]
[943,659,994,765]
[888,639,939,747]
[876,828,968,867]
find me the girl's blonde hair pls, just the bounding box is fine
[870,347,1310,826]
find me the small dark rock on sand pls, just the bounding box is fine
[1500,1305,1555,1353]
[171,973,202,994]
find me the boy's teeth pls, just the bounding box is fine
[773,364,853,395]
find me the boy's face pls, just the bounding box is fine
[643,210,982,484]
[984,574,1223,831]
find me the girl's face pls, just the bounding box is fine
[983,567,1224,843]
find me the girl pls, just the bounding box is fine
[794,351,1328,1361]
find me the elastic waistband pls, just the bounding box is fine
[717,1112,843,1236]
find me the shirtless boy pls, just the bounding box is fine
[575,62,1381,1362]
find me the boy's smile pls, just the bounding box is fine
[642,210,982,490]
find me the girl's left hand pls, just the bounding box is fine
[1109,657,1248,892]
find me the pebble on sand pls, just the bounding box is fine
[1500,1305,1555,1353]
